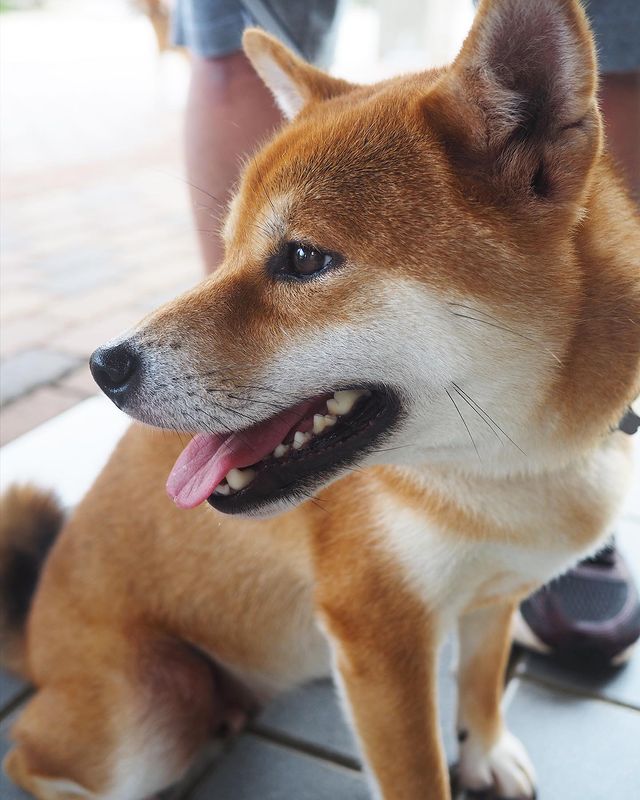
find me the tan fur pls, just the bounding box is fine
[2,1,639,798]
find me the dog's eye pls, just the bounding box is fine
[288,243,333,276]
[268,241,343,281]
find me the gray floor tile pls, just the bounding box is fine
[189,735,369,800]
[0,669,29,712]
[254,679,359,765]
[506,679,640,800]
[620,436,640,522]
[618,519,640,582]
[256,637,459,766]
[516,649,640,710]
[0,710,32,800]
[1,349,79,405]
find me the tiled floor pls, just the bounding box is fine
[0,401,639,799]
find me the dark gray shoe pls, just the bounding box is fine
[514,539,640,665]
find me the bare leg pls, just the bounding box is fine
[185,51,282,273]
[456,602,536,799]
[600,71,640,203]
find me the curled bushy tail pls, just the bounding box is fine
[0,485,64,676]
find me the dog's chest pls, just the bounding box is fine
[375,501,589,619]
[372,438,633,616]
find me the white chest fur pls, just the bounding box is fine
[375,434,633,620]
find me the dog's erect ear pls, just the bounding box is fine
[242,28,353,119]
[425,0,601,203]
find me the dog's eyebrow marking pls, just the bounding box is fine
[255,192,291,245]
[231,188,293,255]
[223,193,242,243]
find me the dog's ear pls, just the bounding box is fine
[424,0,601,204]
[243,28,353,120]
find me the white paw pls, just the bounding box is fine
[458,729,536,799]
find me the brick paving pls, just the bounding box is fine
[0,0,202,444]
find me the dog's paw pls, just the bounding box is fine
[457,729,536,799]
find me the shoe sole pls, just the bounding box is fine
[512,610,637,665]
[512,609,552,655]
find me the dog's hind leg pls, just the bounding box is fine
[456,602,536,800]
[3,633,223,800]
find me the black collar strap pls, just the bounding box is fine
[619,406,640,435]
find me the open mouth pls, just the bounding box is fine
[166,386,401,514]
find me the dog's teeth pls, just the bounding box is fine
[214,482,231,496]
[324,414,337,427]
[327,389,367,416]
[313,414,327,435]
[292,431,312,449]
[225,468,256,491]
[274,443,290,458]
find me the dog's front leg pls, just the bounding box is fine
[456,601,536,799]
[313,539,450,800]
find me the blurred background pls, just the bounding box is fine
[0,0,474,445]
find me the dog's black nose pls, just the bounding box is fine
[90,342,138,403]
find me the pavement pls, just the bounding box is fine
[0,0,201,445]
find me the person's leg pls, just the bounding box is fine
[172,0,282,273]
[185,52,281,273]
[588,0,640,202]
[175,0,339,274]
[600,71,640,202]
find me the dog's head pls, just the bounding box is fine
[91,0,639,517]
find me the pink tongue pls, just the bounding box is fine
[166,400,314,509]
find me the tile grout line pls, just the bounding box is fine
[248,722,363,772]
[516,672,640,713]
[171,731,365,800]
[0,686,33,725]
[0,363,84,410]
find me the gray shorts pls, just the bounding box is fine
[172,0,339,64]
[585,0,640,73]
[174,0,639,73]
[469,0,639,74]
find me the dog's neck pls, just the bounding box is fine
[549,159,640,449]
[397,159,640,489]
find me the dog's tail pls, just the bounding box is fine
[0,485,65,677]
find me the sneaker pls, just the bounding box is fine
[514,539,640,665]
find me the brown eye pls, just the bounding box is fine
[268,241,342,281]
[288,243,333,276]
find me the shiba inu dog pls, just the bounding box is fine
[2,0,639,798]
